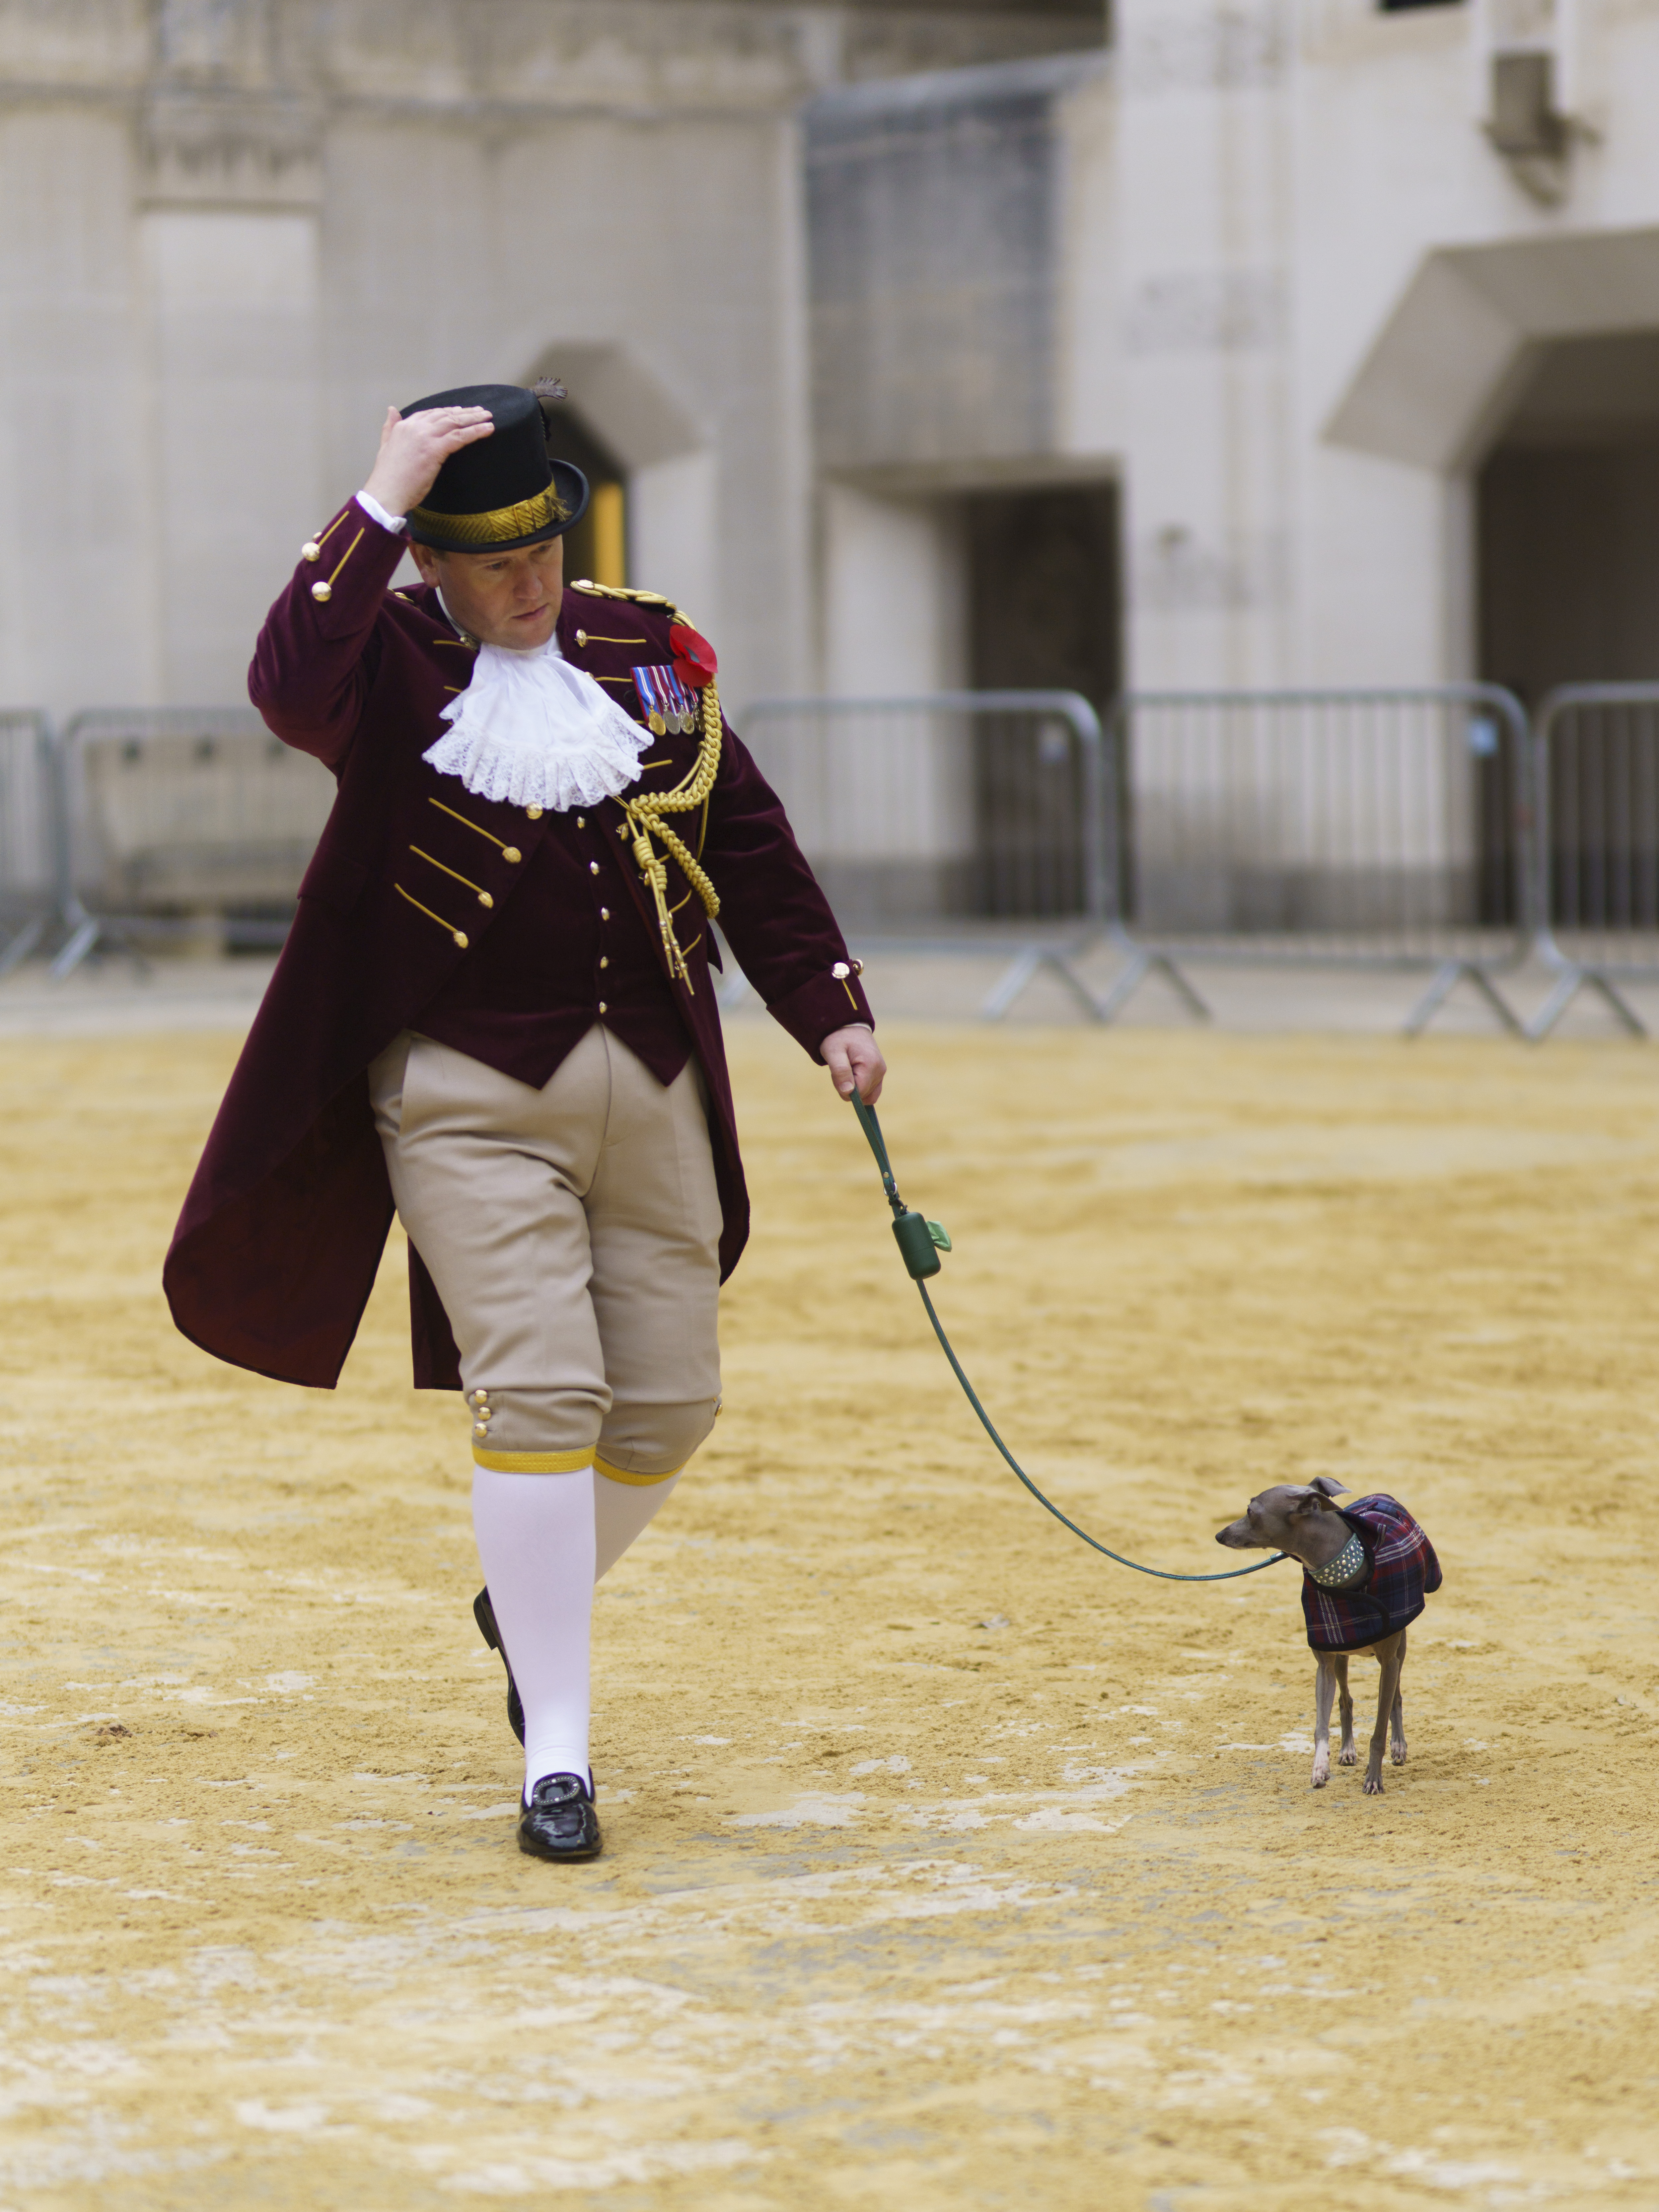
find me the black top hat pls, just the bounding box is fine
[402,383,591,554]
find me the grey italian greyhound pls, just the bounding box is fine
[1215,1477,1411,1795]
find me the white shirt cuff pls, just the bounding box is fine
[356,489,407,536]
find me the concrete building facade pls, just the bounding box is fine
[809,0,1659,718]
[0,0,1100,720]
[4,0,1659,725]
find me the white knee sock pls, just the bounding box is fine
[471,1468,595,1803]
[594,1471,681,1582]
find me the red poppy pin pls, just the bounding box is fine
[669,622,717,689]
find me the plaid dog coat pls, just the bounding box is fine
[1301,1494,1441,1653]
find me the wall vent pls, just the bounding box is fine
[1488,50,1565,159]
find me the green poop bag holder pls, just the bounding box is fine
[847,1086,1290,1583]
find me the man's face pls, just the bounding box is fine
[410,535,564,650]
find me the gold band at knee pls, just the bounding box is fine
[593,1453,685,1488]
[472,1443,596,1473]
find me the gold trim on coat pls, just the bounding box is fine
[427,797,522,863]
[395,883,469,949]
[409,845,493,908]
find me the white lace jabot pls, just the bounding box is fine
[422,629,650,814]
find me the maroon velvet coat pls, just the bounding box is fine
[163,497,873,1392]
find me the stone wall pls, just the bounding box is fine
[0,0,1102,715]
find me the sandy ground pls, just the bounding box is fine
[0,1018,1656,2209]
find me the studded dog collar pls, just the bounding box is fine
[1307,1527,1367,1589]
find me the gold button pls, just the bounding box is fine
[453,930,469,949]
[477,892,493,908]
[301,539,321,562]
[599,956,608,969]
[600,907,609,920]
[589,861,599,875]
[576,629,587,646]
[577,816,586,829]
[473,1422,488,1436]
[311,581,332,603]
[527,805,543,820]
[598,1001,608,1014]
[502,847,522,864]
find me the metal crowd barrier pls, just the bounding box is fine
[50,708,337,978]
[736,690,1204,1021]
[1113,686,1534,1034]
[4,683,1659,1046]
[0,710,54,978]
[1525,682,1659,1039]
[737,686,1531,1031]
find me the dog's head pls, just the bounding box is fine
[1215,1476,1350,1553]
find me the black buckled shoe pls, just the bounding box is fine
[472,1587,525,1746]
[519,1771,603,1862]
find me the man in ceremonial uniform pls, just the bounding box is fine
[165,382,884,1863]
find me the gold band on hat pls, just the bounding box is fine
[408,478,570,547]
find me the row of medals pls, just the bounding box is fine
[645,705,697,736]
[633,661,700,738]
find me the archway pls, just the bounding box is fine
[542,404,628,590]
[1330,246,1659,926]
[523,341,708,604]
[1326,226,1659,474]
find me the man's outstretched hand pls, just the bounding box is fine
[361,403,495,520]
[821,1025,886,1105]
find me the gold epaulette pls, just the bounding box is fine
[571,578,711,640]
[569,580,674,609]
[569,582,722,989]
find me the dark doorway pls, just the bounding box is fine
[1479,329,1659,698]
[1480,448,1659,704]
[965,481,1120,916]
[545,407,629,589]
[1479,332,1659,926]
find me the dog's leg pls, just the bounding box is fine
[1390,1628,1408,1765]
[1312,1656,1336,1787]
[1335,1654,1356,1767]
[1364,1633,1406,1795]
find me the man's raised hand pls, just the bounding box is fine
[362,403,494,521]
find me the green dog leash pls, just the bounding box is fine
[848,1088,1289,1584]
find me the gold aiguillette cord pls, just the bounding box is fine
[619,666,723,992]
